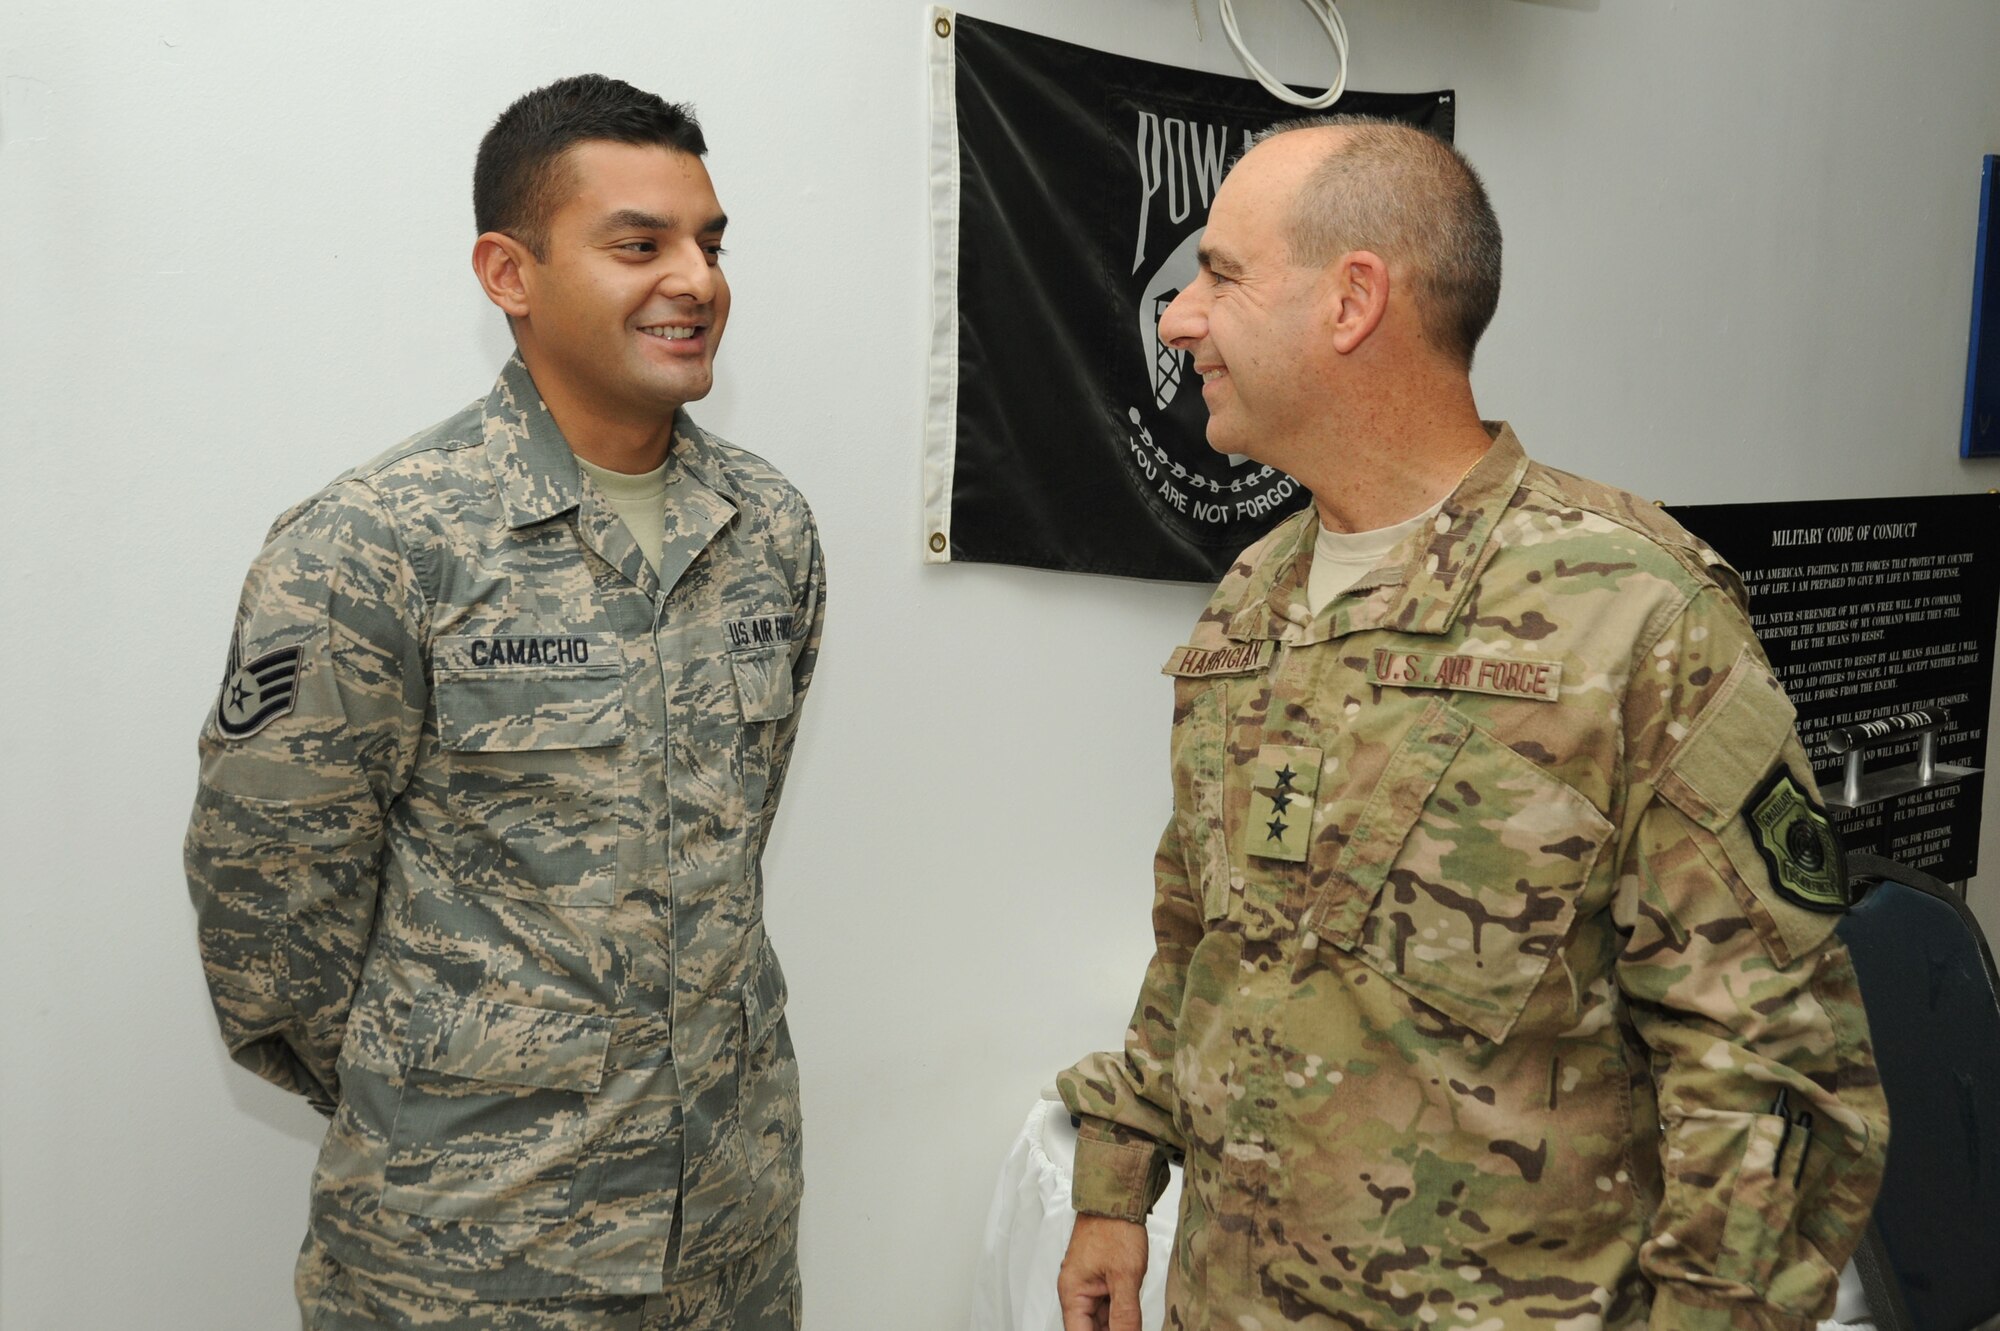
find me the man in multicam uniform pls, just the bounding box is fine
[185,76,821,1329]
[1056,118,1887,1331]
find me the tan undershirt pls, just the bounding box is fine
[575,455,672,579]
[1306,500,1445,616]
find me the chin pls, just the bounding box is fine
[643,374,712,409]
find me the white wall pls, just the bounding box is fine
[5,2,1999,1327]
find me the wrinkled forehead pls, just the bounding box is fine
[1204,146,1311,253]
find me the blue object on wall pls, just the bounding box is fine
[1961,155,2000,458]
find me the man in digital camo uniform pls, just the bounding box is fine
[1056,119,1887,1331]
[185,76,822,1329]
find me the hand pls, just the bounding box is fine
[1058,1212,1150,1331]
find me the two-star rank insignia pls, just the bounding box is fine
[216,640,304,739]
[1744,768,1850,913]
[1248,744,1322,862]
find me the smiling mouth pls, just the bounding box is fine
[639,325,702,341]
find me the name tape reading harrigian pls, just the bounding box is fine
[1162,640,1277,678]
[1368,649,1563,703]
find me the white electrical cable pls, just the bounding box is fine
[1218,0,1349,110]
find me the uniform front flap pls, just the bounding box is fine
[1306,698,1474,941]
[431,633,626,751]
[742,940,789,1047]
[405,991,613,1094]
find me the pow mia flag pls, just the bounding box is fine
[922,8,1453,581]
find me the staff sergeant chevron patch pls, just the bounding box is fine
[217,643,303,739]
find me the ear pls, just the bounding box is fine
[1326,249,1389,355]
[472,231,535,319]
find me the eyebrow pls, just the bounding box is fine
[1196,244,1239,275]
[595,209,730,236]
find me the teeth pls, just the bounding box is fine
[642,326,698,340]
[1202,370,1224,382]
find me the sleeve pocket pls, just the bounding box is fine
[1658,1110,1800,1295]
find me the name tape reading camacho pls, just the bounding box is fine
[467,636,593,668]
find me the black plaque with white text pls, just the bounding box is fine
[1669,494,2000,882]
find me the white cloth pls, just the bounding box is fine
[970,1099,1182,1331]
[1825,1256,1876,1330]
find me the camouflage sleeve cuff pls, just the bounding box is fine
[1070,1117,1169,1224]
[1646,1283,1822,1331]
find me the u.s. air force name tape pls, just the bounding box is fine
[1368,649,1562,703]
[727,614,795,650]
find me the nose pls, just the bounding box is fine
[658,238,717,305]
[1157,279,1205,350]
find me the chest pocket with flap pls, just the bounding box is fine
[1315,700,1614,1043]
[432,633,628,907]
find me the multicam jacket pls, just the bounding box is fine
[186,357,823,1298]
[1059,426,1887,1331]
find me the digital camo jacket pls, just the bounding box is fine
[1059,426,1887,1331]
[186,356,824,1298]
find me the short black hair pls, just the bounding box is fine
[474,74,707,260]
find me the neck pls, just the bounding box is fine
[1290,365,1491,534]
[517,343,680,474]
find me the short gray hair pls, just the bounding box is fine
[1248,115,1501,367]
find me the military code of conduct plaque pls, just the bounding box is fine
[1670,494,2000,882]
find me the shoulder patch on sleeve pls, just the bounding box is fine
[215,638,304,739]
[1743,768,1850,913]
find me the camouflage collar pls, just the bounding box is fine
[480,355,739,595]
[1227,423,1531,644]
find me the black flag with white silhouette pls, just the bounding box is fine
[922,8,1453,581]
